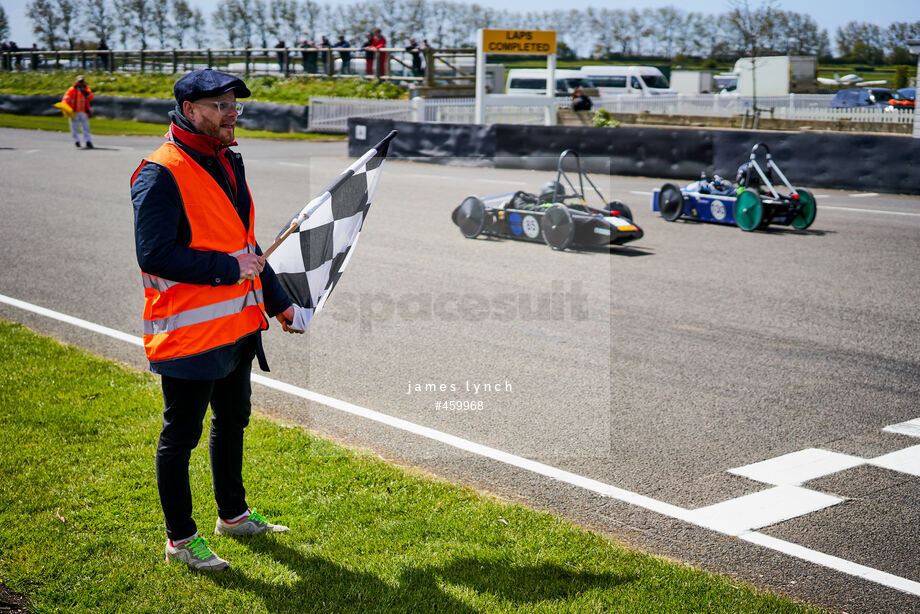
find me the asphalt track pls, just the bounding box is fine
[1,127,918,612]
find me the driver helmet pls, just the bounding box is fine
[539,180,564,203]
[735,162,773,189]
[735,162,758,188]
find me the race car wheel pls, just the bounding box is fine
[606,201,633,221]
[541,205,575,251]
[790,188,817,230]
[455,196,486,238]
[658,183,683,222]
[734,189,763,231]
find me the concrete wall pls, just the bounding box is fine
[348,117,920,195]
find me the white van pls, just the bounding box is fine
[579,66,672,96]
[505,69,594,95]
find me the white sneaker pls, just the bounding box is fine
[215,510,290,536]
[164,535,229,571]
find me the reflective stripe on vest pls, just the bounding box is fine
[143,287,266,336]
[133,142,267,363]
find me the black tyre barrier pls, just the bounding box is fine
[0,94,63,116]
[348,118,496,165]
[0,94,311,133]
[494,124,714,180]
[347,117,920,195]
[711,130,919,195]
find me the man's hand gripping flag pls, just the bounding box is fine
[264,131,396,332]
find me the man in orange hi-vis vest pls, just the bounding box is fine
[62,75,94,148]
[131,69,302,572]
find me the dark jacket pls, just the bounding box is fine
[132,108,292,379]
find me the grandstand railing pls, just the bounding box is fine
[0,46,475,83]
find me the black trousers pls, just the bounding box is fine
[156,359,252,541]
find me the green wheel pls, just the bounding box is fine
[790,188,817,230]
[734,189,763,231]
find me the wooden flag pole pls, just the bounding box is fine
[262,218,301,260]
[236,217,301,284]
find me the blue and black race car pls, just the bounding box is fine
[452,150,643,251]
[651,143,817,231]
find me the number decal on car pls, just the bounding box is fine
[522,215,540,239]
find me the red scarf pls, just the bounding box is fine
[168,122,238,199]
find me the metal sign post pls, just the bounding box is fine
[908,40,920,139]
[475,29,557,125]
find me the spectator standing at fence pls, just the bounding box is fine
[9,41,22,69]
[300,39,317,74]
[319,36,332,74]
[405,37,423,77]
[131,69,301,572]
[571,86,592,111]
[370,28,387,76]
[1,42,8,71]
[333,35,351,74]
[30,44,40,70]
[97,39,109,70]
[274,40,286,72]
[63,75,95,149]
[363,33,375,75]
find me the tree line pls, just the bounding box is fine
[5,0,919,65]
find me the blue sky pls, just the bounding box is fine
[2,0,917,48]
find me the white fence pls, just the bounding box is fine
[308,93,914,133]
[308,97,412,132]
[594,93,914,124]
[308,95,566,131]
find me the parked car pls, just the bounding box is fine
[578,65,672,96]
[890,87,916,110]
[505,69,594,95]
[829,87,897,108]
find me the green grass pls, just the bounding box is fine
[0,71,408,102]
[0,320,825,613]
[0,112,345,140]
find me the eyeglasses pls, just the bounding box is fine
[197,100,244,116]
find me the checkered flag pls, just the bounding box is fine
[266,130,396,331]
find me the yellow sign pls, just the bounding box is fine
[481,30,556,55]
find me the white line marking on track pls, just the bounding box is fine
[849,192,879,198]
[869,444,920,477]
[740,532,920,598]
[687,486,843,536]
[278,162,310,168]
[400,172,472,182]
[520,328,566,343]
[819,205,920,217]
[2,292,920,598]
[0,294,143,347]
[728,448,866,486]
[400,172,524,186]
[629,190,653,196]
[482,179,538,186]
[883,418,920,438]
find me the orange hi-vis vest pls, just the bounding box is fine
[132,142,267,363]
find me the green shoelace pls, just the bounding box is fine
[186,536,213,559]
[248,511,268,526]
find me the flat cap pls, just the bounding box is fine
[174,69,251,105]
